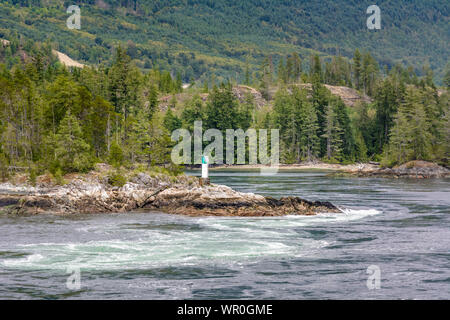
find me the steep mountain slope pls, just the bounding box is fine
[0,0,448,82]
[1,38,85,68]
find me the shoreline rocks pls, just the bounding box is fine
[0,171,340,216]
[351,161,450,179]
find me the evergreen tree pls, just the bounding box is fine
[108,46,132,117]
[45,75,78,134]
[244,57,251,85]
[205,85,239,131]
[410,102,432,160]
[147,112,173,166]
[202,80,209,93]
[108,140,124,168]
[55,112,92,173]
[176,72,183,93]
[181,95,205,131]
[292,53,302,82]
[322,105,343,161]
[163,108,182,133]
[273,89,296,162]
[87,97,115,158]
[237,94,255,130]
[354,129,368,162]
[354,102,377,157]
[310,55,323,82]
[374,77,404,154]
[277,57,287,84]
[334,99,356,161]
[444,66,450,89]
[259,56,272,100]
[310,74,330,156]
[353,49,362,90]
[147,84,159,120]
[361,52,379,96]
[443,95,450,163]
[299,101,320,161]
[384,88,434,165]
[286,54,293,83]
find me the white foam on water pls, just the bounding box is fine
[197,208,381,230]
[1,208,381,271]
[2,253,43,267]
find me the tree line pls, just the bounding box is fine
[0,38,448,182]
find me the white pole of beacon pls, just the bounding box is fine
[201,155,209,179]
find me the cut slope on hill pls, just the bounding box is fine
[2,38,84,68]
[51,50,85,68]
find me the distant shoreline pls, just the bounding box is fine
[190,163,380,173]
[189,161,450,178]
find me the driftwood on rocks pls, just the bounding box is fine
[137,186,169,208]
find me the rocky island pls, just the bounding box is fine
[0,164,340,216]
[347,161,450,179]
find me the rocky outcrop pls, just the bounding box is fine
[0,172,340,216]
[291,84,373,107]
[159,83,371,111]
[354,161,450,179]
[147,184,338,216]
[232,85,267,109]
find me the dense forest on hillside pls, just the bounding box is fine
[0,36,448,182]
[0,0,448,84]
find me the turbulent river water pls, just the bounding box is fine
[0,170,449,299]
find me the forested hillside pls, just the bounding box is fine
[0,1,449,180]
[0,0,448,83]
[0,37,448,181]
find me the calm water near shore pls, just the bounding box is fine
[0,170,449,299]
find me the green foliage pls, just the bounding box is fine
[0,0,447,83]
[444,67,450,89]
[163,107,182,133]
[354,49,362,90]
[383,87,447,166]
[310,55,323,83]
[53,168,65,186]
[132,110,173,167]
[205,85,240,131]
[181,95,205,131]
[271,82,362,163]
[108,140,124,168]
[28,165,37,186]
[322,105,344,161]
[166,163,184,177]
[299,101,320,162]
[354,130,369,162]
[324,56,352,87]
[373,77,404,154]
[0,32,447,174]
[147,84,159,120]
[55,112,93,173]
[108,46,135,118]
[0,37,181,175]
[0,153,9,182]
[108,170,127,187]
